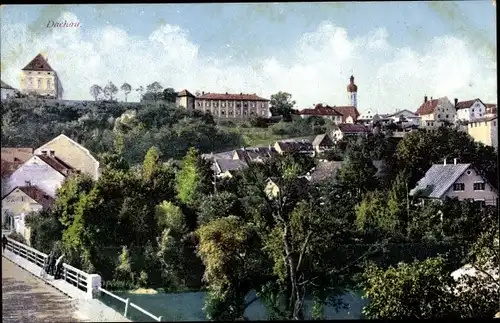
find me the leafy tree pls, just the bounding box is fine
[362,257,460,319]
[120,83,132,102]
[54,174,95,228]
[136,86,145,100]
[146,82,163,102]
[162,88,177,103]
[337,146,378,200]
[104,81,119,101]
[196,216,265,321]
[89,84,103,101]
[175,147,212,207]
[25,209,63,253]
[270,91,296,121]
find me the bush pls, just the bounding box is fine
[8,232,27,244]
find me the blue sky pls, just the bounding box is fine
[0,2,496,112]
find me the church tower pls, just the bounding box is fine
[347,75,358,108]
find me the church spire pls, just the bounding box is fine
[347,75,358,107]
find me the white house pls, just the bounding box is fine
[415,96,456,129]
[331,124,369,142]
[1,185,54,242]
[386,109,421,126]
[1,80,17,100]
[3,154,74,198]
[409,159,498,206]
[357,109,375,125]
[455,98,492,123]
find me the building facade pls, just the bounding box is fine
[455,98,493,123]
[178,91,270,119]
[416,96,456,128]
[20,53,63,99]
[467,116,498,150]
[34,134,100,180]
[1,80,17,100]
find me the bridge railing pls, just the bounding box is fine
[62,263,90,293]
[5,237,48,268]
[98,287,163,322]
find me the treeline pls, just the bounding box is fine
[25,125,498,319]
[89,81,177,103]
[1,98,243,165]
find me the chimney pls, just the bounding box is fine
[424,96,428,103]
[49,150,55,157]
[430,97,433,101]
[226,92,228,95]
[25,180,31,187]
[453,158,458,165]
[443,158,447,165]
[202,91,205,95]
[240,92,243,95]
[454,98,458,107]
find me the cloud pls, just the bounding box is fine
[0,11,496,113]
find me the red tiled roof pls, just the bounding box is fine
[36,154,74,176]
[334,106,360,121]
[338,123,368,133]
[298,104,343,116]
[455,99,477,110]
[18,186,55,209]
[22,54,54,72]
[1,147,34,164]
[415,98,443,115]
[197,92,269,101]
[177,89,195,97]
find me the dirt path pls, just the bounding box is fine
[2,256,81,322]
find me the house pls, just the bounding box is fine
[357,109,376,125]
[34,134,100,180]
[386,109,421,126]
[415,96,456,128]
[233,146,278,163]
[306,160,343,184]
[331,124,369,142]
[3,154,75,198]
[312,134,334,153]
[20,53,63,99]
[1,185,54,243]
[334,106,360,124]
[274,140,314,155]
[297,104,344,124]
[202,150,236,161]
[455,98,491,123]
[467,116,498,150]
[193,91,270,119]
[484,104,497,117]
[409,159,498,206]
[264,177,310,199]
[176,89,196,112]
[1,80,17,100]
[212,159,248,178]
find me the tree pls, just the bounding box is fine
[362,257,460,319]
[270,92,296,121]
[162,88,177,103]
[89,84,103,101]
[337,146,378,200]
[175,147,212,207]
[196,216,265,321]
[120,83,132,102]
[146,82,163,102]
[104,81,119,101]
[136,86,145,100]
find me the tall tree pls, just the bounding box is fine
[104,81,119,101]
[136,86,145,101]
[175,147,212,207]
[146,82,164,102]
[270,91,296,121]
[89,84,103,101]
[163,88,177,103]
[120,83,132,102]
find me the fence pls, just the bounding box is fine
[97,287,163,322]
[5,237,48,268]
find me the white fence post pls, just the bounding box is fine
[87,274,102,299]
[124,298,130,317]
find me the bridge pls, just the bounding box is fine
[2,237,163,322]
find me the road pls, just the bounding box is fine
[2,256,82,322]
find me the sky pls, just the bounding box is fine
[0,2,497,113]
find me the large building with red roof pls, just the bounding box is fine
[415,96,455,128]
[176,89,270,120]
[20,53,64,99]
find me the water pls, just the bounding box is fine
[99,290,367,321]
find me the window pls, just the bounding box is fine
[229,102,233,107]
[493,121,497,126]
[473,182,485,191]
[472,109,475,113]
[236,103,241,108]
[221,102,226,107]
[47,79,51,89]
[445,115,449,119]
[437,114,441,118]
[197,102,201,107]
[205,101,210,107]
[243,103,248,107]
[28,77,33,86]
[37,78,42,88]
[452,183,465,191]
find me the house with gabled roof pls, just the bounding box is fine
[34,134,100,180]
[176,89,196,111]
[454,98,496,123]
[312,134,334,153]
[212,158,248,178]
[20,53,63,99]
[415,96,455,129]
[2,185,55,242]
[3,153,76,198]
[274,140,314,155]
[409,159,498,206]
[331,123,369,142]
